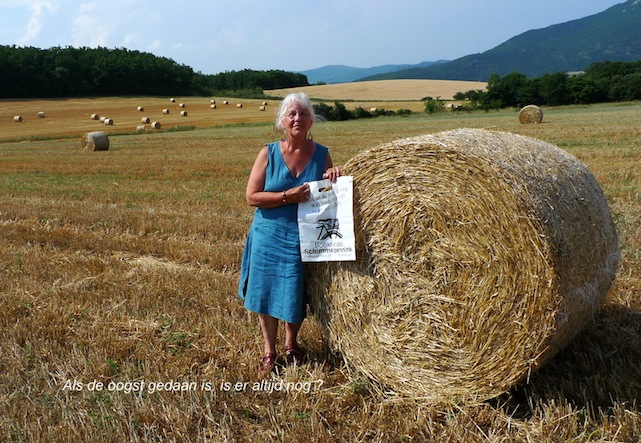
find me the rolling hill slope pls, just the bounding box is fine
[363,0,641,81]
[297,61,448,84]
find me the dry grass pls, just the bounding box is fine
[267,79,487,101]
[0,97,280,141]
[0,100,640,442]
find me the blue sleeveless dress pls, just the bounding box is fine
[238,141,328,324]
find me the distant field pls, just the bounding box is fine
[267,79,487,101]
[0,97,279,142]
[0,95,408,143]
[0,80,486,142]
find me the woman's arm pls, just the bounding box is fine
[245,146,309,208]
[323,152,341,181]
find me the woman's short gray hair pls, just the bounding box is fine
[275,92,316,132]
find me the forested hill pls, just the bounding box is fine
[364,0,641,81]
[0,46,309,99]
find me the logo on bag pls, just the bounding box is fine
[316,218,342,240]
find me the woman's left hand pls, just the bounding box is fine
[323,166,341,182]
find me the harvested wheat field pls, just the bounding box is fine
[0,97,279,141]
[268,79,487,101]
[0,99,640,442]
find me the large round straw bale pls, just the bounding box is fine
[307,128,619,403]
[141,116,151,124]
[13,115,22,122]
[81,131,109,152]
[38,111,45,118]
[136,125,146,133]
[180,110,188,117]
[137,106,144,112]
[162,109,170,114]
[151,121,161,129]
[91,113,100,120]
[518,104,544,124]
[104,118,114,126]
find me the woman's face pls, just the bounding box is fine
[284,103,313,138]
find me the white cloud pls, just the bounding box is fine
[71,2,115,47]
[71,12,111,46]
[148,39,161,50]
[123,34,139,46]
[16,2,57,45]
[78,1,95,13]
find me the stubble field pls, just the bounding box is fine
[268,79,488,101]
[0,83,640,441]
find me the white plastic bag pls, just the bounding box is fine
[297,176,356,262]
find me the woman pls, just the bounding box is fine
[238,92,341,373]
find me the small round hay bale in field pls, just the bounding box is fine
[91,113,100,120]
[38,111,45,118]
[13,115,22,122]
[210,104,217,109]
[104,118,114,125]
[259,105,265,111]
[307,128,619,403]
[137,106,144,112]
[162,109,170,114]
[210,99,216,105]
[178,103,185,108]
[223,100,229,105]
[81,131,109,152]
[141,117,151,124]
[99,116,106,123]
[518,104,544,124]
[136,125,146,133]
[236,103,243,108]
[151,121,161,129]
[180,110,188,117]
[170,98,176,102]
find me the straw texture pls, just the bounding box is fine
[81,131,110,152]
[518,105,544,124]
[307,128,619,403]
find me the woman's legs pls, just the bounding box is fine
[284,321,306,364]
[258,314,279,355]
[258,315,305,369]
[284,321,302,350]
[258,314,303,354]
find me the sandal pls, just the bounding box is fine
[284,345,306,366]
[259,352,277,374]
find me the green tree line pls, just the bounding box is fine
[0,45,309,98]
[455,60,641,110]
[313,101,412,121]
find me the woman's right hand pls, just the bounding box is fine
[285,183,310,203]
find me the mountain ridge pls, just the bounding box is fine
[364,0,641,81]
[297,60,448,84]
[300,0,641,83]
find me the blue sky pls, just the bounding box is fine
[0,0,626,75]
